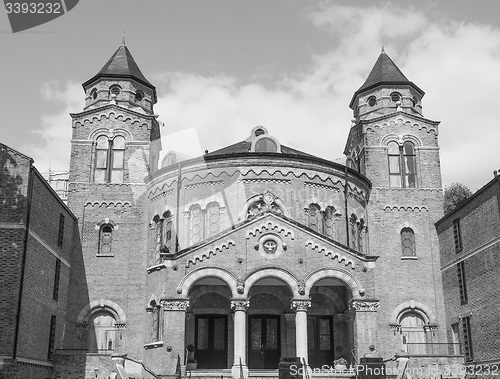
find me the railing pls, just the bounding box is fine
[406,343,462,356]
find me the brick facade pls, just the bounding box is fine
[437,174,500,365]
[0,144,77,379]
[1,45,461,379]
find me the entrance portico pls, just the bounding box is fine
[168,266,373,378]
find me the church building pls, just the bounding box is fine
[1,42,461,379]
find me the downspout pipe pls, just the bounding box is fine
[13,159,34,359]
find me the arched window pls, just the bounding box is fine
[135,90,144,102]
[402,142,417,187]
[255,137,278,153]
[190,205,203,244]
[400,312,427,355]
[388,141,417,188]
[94,135,125,183]
[147,300,162,342]
[390,92,402,103]
[401,227,416,256]
[90,88,97,100]
[206,202,221,238]
[349,214,364,252]
[109,85,121,97]
[99,224,113,255]
[323,206,336,238]
[161,210,174,254]
[367,96,377,107]
[88,312,116,352]
[307,204,322,233]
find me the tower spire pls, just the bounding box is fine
[122,30,126,46]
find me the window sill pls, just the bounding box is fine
[401,256,418,260]
[144,341,163,350]
[96,254,115,257]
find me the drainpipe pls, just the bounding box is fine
[13,159,34,359]
[175,162,182,252]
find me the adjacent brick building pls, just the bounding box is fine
[0,144,78,378]
[436,173,500,366]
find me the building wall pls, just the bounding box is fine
[0,144,77,379]
[437,176,500,364]
[347,84,448,361]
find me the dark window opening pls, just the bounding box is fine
[57,214,65,247]
[457,261,468,304]
[453,218,463,252]
[53,259,61,301]
[48,315,56,361]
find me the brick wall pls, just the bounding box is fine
[437,176,500,364]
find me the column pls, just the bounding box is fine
[291,299,311,364]
[349,299,379,358]
[161,299,190,376]
[231,299,249,379]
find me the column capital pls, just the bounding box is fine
[161,299,190,311]
[349,299,379,312]
[231,299,250,312]
[290,299,311,312]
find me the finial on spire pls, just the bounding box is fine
[381,45,385,54]
[122,30,126,46]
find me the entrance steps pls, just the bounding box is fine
[186,368,354,379]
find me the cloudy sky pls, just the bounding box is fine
[1,0,500,192]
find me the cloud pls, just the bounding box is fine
[21,80,84,173]
[24,3,500,191]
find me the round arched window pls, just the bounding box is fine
[109,85,121,97]
[255,137,277,153]
[135,90,144,102]
[390,92,401,103]
[90,88,97,100]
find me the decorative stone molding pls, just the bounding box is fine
[297,280,306,295]
[424,324,439,333]
[114,323,126,329]
[185,180,225,190]
[161,299,190,311]
[246,220,295,240]
[350,299,380,312]
[305,240,355,268]
[186,239,236,267]
[390,324,401,334]
[304,182,341,192]
[236,280,245,295]
[290,299,311,312]
[150,189,175,202]
[231,299,250,312]
[240,178,291,184]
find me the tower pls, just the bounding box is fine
[61,42,161,376]
[345,50,447,358]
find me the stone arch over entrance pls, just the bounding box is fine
[177,267,238,297]
[244,267,299,297]
[304,267,362,297]
[390,300,437,325]
[76,299,126,325]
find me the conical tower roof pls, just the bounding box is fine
[82,42,156,96]
[350,50,423,108]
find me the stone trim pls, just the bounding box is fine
[349,299,380,312]
[231,299,250,311]
[290,299,311,312]
[28,229,71,268]
[304,268,363,297]
[161,299,190,311]
[177,267,238,296]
